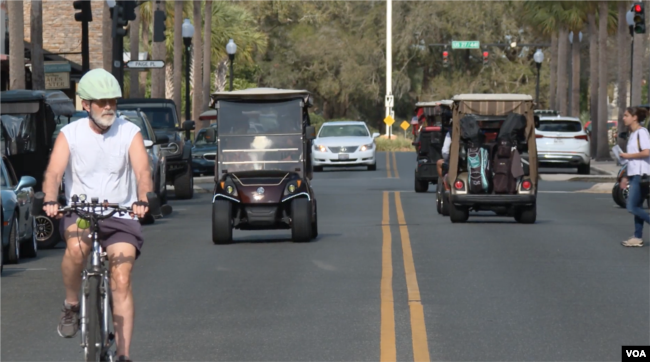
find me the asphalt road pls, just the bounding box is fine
[2,152,648,361]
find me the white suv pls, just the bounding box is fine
[535,116,590,174]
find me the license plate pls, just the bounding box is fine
[553,138,563,143]
[338,153,349,160]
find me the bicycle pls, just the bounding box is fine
[32,192,161,362]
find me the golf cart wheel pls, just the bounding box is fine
[441,192,450,216]
[449,202,469,223]
[174,162,194,200]
[156,170,168,205]
[612,183,626,208]
[436,178,443,214]
[514,204,537,224]
[291,198,313,242]
[368,163,377,171]
[34,215,61,249]
[7,216,20,264]
[414,177,429,193]
[212,200,233,245]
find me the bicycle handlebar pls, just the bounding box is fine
[31,191,162,220]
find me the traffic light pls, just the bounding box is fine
[123,0,137,21]
[153,9,167,42]
[73,0,92,22]
[442,51,449,68]
[633,2,646,34]
[111,1,128,37]
[482,51,489,66]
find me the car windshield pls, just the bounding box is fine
[0,160,8,187]
[121,114,151,140]
[218,100,302,136]
[318,124,369,137]
[195,129,217,146]
[122,106,177,129]
[538,120,582,132]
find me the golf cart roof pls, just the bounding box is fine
[1,89,75,116]
[452,94,533,101]
[415,100,453,107]
[321,120,367,126]
[211,88,311,102]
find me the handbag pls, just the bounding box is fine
[636,132,650,191]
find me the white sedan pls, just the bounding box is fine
[535,116,590,174]
[311,121,380,171]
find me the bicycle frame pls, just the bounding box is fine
[79,214,115,362]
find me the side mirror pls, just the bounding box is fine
[534,115,540,129]
[205,128,216,141]
[144,140,154,149]
[372,132,380,139]
[16,175,36,191]
[183,120,195,131]
[306,126,316,140]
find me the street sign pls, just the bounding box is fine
[125,60,165,69]
[451,41,480,49]
[384,115,395,126]
[400,121,410,130]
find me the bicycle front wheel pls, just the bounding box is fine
[84,275,102,362]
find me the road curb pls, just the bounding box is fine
[590,165,617,176]
[575,182,615,193]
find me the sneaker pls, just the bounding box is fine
[57,303,80,338]
[622,237,644,247]
[117,356,132,362]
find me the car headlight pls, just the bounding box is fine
[220,181,238,196]
[284,180,302,195]
[359,143,374,151]
[314,144,327,152]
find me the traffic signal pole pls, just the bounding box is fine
[81,18,89,74]
[111,2,124,92]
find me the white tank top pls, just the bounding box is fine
[60,117,141,219]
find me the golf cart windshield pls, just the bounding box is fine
[217,99,303,173]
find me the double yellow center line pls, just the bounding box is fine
[381,191,430,362]
[386,152,399,179]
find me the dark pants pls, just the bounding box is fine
[626,175,650,238]
[60,214,144,259]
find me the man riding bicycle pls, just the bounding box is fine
[41,68,152,362]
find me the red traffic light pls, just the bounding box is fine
[443,51,448,57]
[483,51,489,58]
[635,4,642,12]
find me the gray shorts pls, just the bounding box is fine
[60,214,144,259]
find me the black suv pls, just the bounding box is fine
[117,98,195,199]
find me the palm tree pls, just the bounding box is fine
[202,0,213,114]
[103,2,113,71]
[631,19,645,105]
[562,2,589,117]
[588,9,599,158]
[556,26,569,115]
[151,0,167,98]
[139,1,152,96]
[192,0,203,123]
[596,0,611,160]
[8,0,25,89]
[617,1,630,148]
[30,0,45,90]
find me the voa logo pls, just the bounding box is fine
[626,349,647,358]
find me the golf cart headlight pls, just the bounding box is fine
[226,185,234,194]
[220,181,238,196]
[288,184,296,193]
[285,180,301,195]
[360,143,374,151]
[315,144,327,152]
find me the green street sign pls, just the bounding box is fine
[451,41,480,49]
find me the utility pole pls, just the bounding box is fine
[385,0,393,138]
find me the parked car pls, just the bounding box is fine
[311,121,379,171]
[2,155,38,268]
[535,115,591,174]
[118,110,168,205]
[117,98,195,199]
[192,123,218,176]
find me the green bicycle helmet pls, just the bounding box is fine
[76,68,122,100]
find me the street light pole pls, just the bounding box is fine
[533,49,544,109]
[385,0,393,138]
[627,10,635,104]
[226,39,237,92]
[182,18,194,121]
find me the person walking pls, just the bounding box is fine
[619,106,650,247]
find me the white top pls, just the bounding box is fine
[442,132,451,161]
[626,127,650,176]
[60,117,141,219]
